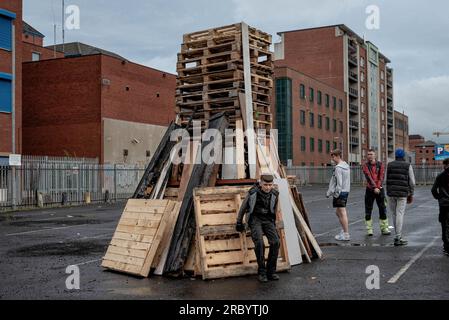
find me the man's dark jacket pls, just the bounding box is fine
[237,184,279,225]
[386,158,413,197]
[432,167,449,208]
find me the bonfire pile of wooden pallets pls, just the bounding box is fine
[101,23,322,280]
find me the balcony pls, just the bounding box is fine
[350,137,359,145]
[387,92,393,101]
[387,104,393,113]
[349,71,358,82]
[348,40,357,53]
[387,79,393,87]
[348,55,358,66]
[349,87,358,98]
[388,131,394,139]
[388,144,394,152]
[349,120,359,129]
[387,118,394,126]
[349,103,358,114]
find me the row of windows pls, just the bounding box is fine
[299,111,344,133]
[300,137,341,153]
[0,11,15,113]
[299,84,344,112]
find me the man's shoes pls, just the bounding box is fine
[380,219,391,235]
[258,274,268,283]
[365,219,373,236]
[335,230,350,241]
[394,237,408,246]
[267,274,280,281]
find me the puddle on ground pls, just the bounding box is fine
[8,218,111,227]
[319,242,394,247]
[7,239,108,257]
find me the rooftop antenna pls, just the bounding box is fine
[62,0,65,54]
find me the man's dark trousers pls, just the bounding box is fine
[365,188,387,220]
[249,215,280,276]
[440,206,449,251]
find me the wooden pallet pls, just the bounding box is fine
[101,199,178,277]
[193,186,290,280]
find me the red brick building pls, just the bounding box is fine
[415,140,442,166]
[22,48,176,165]
[274,25,395,165]
[0,0,22,165]
[22,21,64,62]
[274,66,347,166]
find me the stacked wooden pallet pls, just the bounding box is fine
[176,23,273,132]
[101,23,323,281]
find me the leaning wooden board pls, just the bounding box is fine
[101,199,177,277]
[194,186,290,280]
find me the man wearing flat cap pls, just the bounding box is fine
[236,174,280,283]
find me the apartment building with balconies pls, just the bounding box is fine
[274,24,396,164]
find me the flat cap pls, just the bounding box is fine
[260,174,274,183]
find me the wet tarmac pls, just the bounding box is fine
[1,186,448,300]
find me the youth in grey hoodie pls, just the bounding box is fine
[327,161,351,198]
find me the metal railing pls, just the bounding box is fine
[286,165,444,186]
[0,157,145,211]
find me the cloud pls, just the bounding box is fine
[396,75,449,143]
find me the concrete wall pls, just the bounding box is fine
[102,118,167,166]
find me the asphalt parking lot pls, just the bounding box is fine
[1,185,448,300]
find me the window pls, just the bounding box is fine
[32,52,41,61]
[361,87,365,98]
[381,70,385,80]
[381,84,385,93]
[146,150,151,158]
[309,88,314,102]
[300,136,306,151]
[300,84,305,99]
[310,138,315,152]
[362,118,366,129]
[333,96,337,110]
[318,115,323,129]
[339,121,343,133]
[0,77,12,113]
[362,133,366,144]
[325,94,330,107]
[300,110,306,125]
[325,117,330,130]
[361,102,365,113]
[339,99,343,112]
[309,112,314,127]
[360,57,365,67]
[381,112,385,121]
[333,119,337,132]
[326,141,331,153]
[360,71,365,82]
[333,142,338,150]
[0,14,14,51]
[317,91,322,105]
[381,98,385,107]
[318,139,323,153]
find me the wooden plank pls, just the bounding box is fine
[116,225,158,236]
[153,201,182,274]
[241,22,257,179]
[102,199,178,277]
[177,140,200,201]
[204,238,241,252]
[110,239,152,251]
[235,120,246,179]
[201,213,237,226]
[113,232,153,243]
[107,245,148,259]
[199,199,236,212]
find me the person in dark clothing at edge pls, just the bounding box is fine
[362,149,391,236]
[431,158,449,256]
[236,174,280,283]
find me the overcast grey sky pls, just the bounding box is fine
[23,0,449,142]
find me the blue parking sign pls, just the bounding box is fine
[435,144,449,161]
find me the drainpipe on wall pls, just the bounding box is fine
[11,23,17,210]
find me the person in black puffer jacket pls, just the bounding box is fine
[386,149,416,246]
[431,158,449,256]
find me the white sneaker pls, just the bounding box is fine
[335,231,350,241]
